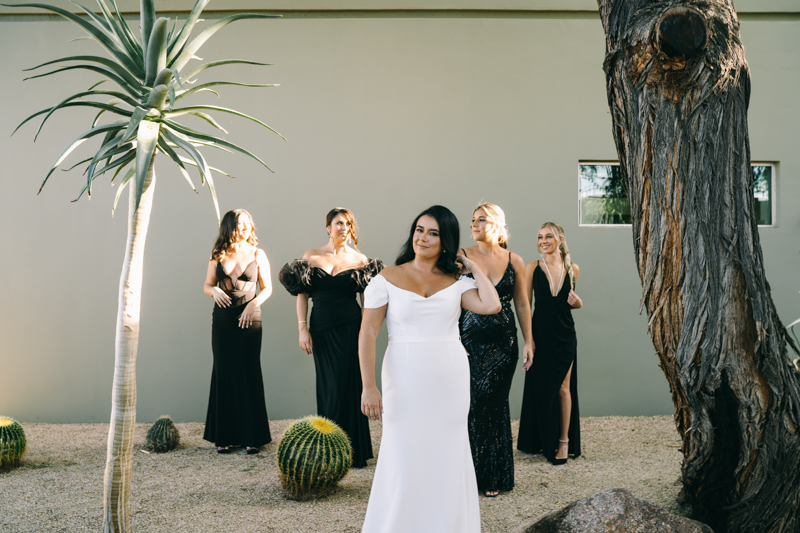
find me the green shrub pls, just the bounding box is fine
[0,416,27,470]
[146,416,180,453]
[277,416,352,498]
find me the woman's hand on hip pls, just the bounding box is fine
[522,341,535,370]
[237,301,258,328]
[211,287,232,308]
[298,327,313,354]
[361,387,383,421]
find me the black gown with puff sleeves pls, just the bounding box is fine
[279,258,384,467]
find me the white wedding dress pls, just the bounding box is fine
[361,274,481,533]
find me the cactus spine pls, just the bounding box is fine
[0,416,27,469]
[146,416,180,453]
[277,416,352,498]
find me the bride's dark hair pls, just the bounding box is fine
[396,205,460,275]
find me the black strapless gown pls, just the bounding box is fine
[518,263,581,462]
[279,259,384,468]
[204,259,272,448]
[459,254,518,492]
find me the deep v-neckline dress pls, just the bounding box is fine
[203,258,272,448]
[361,274,481,533]
[517,262,581,462]
[459,253,518,492]
[278,259,384,468]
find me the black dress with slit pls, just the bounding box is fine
[517,262,581,463]
[459,251,518,492]
[203,259,272,448]
[279,259,384,468]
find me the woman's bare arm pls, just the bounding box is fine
[458,257,501,315]
[359,306,387,420]
[203,259,231,308]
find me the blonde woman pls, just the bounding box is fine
[457,203,533,496]
[517,222,583,465]
[202,209,273,454]
[278,208,383,468]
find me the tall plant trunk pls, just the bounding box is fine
[597,1,800,531]
[103,158,156,533]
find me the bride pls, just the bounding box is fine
[359,205,501,533]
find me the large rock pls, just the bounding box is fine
[511,488,713,533]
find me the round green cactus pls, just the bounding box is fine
[146,415,180,453]
[0,416,27,469]
[277,416,352,498]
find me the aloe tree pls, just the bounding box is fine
[5,1,283,530]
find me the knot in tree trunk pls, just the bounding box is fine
[657,7,706,58]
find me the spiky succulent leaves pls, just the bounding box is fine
[0,417,27,469]
[277,416,352,498]
[0,3,144,77]
[166,0,210,65]
[5,0,283,217]
[146,416,180,453]
[169,13,281,72]
[140,0,155,60]
[144,18,168,87]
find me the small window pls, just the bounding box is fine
[752,164,774,226]
[579,163,630,225]
[579,162,776,227]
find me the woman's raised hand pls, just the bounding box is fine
[298,327,313,354]
[361,386,383,421]
[567,290,583,309]
[455,255,475,275]
[211,287,232,308]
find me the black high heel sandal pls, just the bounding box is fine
[552,439,569,465]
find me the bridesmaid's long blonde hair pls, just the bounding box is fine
[473,202,509,249]
[538,222,574,291]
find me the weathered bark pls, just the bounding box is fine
[597,1,800,532]
[102,158,156,533]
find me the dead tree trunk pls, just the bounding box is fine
[597,1,800,531]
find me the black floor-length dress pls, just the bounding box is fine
[459,251,518,492]
[518,262,581,463]
[279,259,383,468]
[204,259,272,448]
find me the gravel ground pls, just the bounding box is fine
[0,416,683,532]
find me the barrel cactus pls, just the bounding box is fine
[0,416,27,469]
[277,416,352,498]
[146,416,180,453]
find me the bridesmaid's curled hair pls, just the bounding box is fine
[396,205,460,275]
[326,207,360,249]
[211,209,258,261]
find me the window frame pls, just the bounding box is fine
[578,161,631,228]
[751,162,776,228]
[578,161,777,228]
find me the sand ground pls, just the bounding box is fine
[0,416,683,532]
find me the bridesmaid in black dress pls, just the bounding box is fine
[457,203,534,497]
[518,222,583,465]
[202,209,273,454]
[279,208,383,468]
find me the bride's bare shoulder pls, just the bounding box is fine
[379,265,400,281]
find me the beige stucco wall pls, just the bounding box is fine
[1,3,798,423]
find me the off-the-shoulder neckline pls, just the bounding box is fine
[377,273,462,299]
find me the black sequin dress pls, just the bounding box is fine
[517,262,581,463]
[204,259,272,448]
[459,251,518,492]
[279,259,384,468]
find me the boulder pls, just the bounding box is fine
[511,488,713,533]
